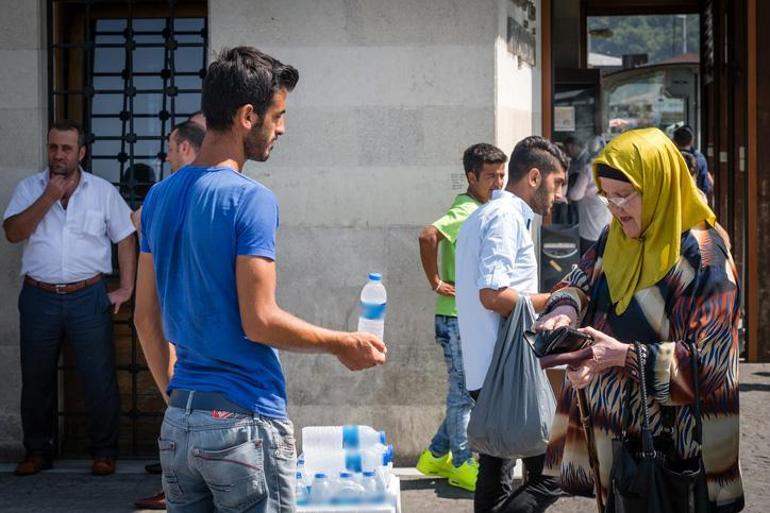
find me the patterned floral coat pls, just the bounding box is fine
[543,225,744,513]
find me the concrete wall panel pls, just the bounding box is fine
[211,0,497,48]
[0,345,22,457]
[0,0,43,50]
[207,0,538,463]
[0,50,45,110]
[0,0,45,459]
[0,110,45,167]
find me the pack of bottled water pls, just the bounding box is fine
[295,425,399,511]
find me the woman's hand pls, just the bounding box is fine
[566,326,630,389]
[534,305,578,331]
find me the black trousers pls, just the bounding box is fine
[469,390,562,513]
[19,281,120,459]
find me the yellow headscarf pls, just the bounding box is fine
[592,128,716,314]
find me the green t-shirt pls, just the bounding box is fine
[432,193,482,317]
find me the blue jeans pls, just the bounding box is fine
[159,405,297,513]
[429,315,474,467]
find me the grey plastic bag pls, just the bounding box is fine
[467,295,557,459]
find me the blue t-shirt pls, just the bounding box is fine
[140,165,286,418]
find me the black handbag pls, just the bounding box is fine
[605,340,710,513]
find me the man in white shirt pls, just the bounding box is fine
[456,136,568,513]
[3,121,136,477]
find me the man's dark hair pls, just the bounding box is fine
[563,135,583,148]
[49,120,86,147]
[202,46,299,131]
[673,125,694,147]
[508,136,569,183]
[462,143,508,177]
[171,120,205,151]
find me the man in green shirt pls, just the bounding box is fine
[416,143,507,492]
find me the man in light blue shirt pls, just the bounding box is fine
[456,136,568,513]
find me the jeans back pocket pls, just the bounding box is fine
[194,439,267,512]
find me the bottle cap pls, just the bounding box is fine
[385,445,394,464]
[379,431,386,444]
[314,472,327,479]
[340,472,353,478]
[368,273,382,281]
[363,471,376,477]
[296,472,303,479]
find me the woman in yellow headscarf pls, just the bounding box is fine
[535,128,744,512]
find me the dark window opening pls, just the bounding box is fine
[48,0,207,458]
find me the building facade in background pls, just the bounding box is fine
[0,0,543,460]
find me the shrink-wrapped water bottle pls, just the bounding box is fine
[302,425,386,452]
[331,472,365,505]
[357,273,387,340]
[294,472,310,506]
[310,473,332,505]
[361,471,384,504]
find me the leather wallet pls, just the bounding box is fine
[524,326,595,369]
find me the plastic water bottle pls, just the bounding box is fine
[357,273,387,340]
[360,443,392,472]
[294,471,310,506]
[361,470,384,504]
[310,473,332,505]
[302,425,386,451]
[303,448,363,476]
[331,472,365,505]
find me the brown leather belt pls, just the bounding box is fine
[24,273,103,295]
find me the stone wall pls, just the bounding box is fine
[0,0,47,459]
[210,0,540,461]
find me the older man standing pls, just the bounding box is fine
[3,120,136,476]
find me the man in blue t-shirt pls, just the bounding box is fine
[134,47,387,513]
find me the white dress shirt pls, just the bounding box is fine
[3,169,136,283]
[455,189,539,391]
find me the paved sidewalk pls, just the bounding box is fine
[0,363,768,513]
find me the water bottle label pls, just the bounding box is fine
[360,301,387,320]
[343,425,359,449]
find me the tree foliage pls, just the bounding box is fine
[588,15,700,64]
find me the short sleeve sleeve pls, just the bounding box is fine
[235,186,279,260]
[139,203,151,253]
[3,178,37,220]
[476,209,521,290]
[105,184,136,243]
[433,200,477,244]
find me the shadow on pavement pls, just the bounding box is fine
[401,476,475,500]
[739,383,770,392]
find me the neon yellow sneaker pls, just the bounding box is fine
[415,449,453,478]
[448,458,479,492]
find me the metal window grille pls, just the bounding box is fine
[47,0,207,457]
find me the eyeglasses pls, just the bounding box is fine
[598,190,639,209]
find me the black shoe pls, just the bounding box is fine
[145,462,162,474]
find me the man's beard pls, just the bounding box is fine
[244,122,270,162]
[530,182,552,216]
[49,162,78,177]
